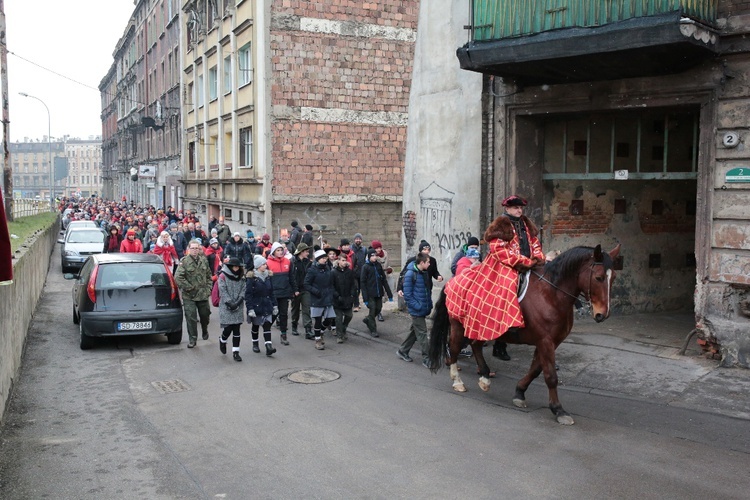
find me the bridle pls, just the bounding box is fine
[531,260,605,307]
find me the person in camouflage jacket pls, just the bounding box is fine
[174,239,214,347]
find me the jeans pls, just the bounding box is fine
[291,291,312,331]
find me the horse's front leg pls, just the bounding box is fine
[513,348,542,408]
[473,340,492,392]
[537,341,574,425]
[447,322,467,392]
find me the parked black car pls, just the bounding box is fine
[66,253,183,349]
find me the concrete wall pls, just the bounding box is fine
[0,219,59,423]
[403,0,483,274]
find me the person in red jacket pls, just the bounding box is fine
[204,237,224,276]
[153,231,179,273]
[120,228,143,253]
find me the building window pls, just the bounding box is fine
[238,43,252,86]
[197,74,204,107]
[224,208,232,220]
[188,141,196,172]
[208,65,218,101]
[239,127,252,168]
[223,55,232,94]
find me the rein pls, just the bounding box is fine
[531,261,603,306]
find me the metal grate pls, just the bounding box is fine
[151,379,192,394]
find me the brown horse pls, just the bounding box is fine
[427,244,620,425]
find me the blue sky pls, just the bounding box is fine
[6,1,136,142]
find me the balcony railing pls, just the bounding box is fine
[471,0,717,41]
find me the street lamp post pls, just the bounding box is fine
[19,92,53,211]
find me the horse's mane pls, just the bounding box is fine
[542,246,613,285]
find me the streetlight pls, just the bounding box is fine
[19,92,53,212]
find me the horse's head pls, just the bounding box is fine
[587,244,620,322]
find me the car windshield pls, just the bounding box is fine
[67,230,104,244]
[97,262,170,288]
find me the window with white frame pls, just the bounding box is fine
[239,127,252,168]
[238,43,252,86]
[208,66,218,101]
[223,55,232,94]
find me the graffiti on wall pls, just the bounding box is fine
[402,210,417,247]
[435,231,475,252]
[418,181,455,254]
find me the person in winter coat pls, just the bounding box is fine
[214,216,232,247]
[224,232,254,270]
[245,255,277,357]
[289,220,302,247]
[350,233,367,311]
[290,243,313,338]
[104,226,123,253]
[455,247,481,277]
[331,250,357,344]
[174,239,214,347]
[218,257,247,362]
[304,249,336,350]
[169,222,188,259]
[153,231,179,273]
[266,242,297,346]
[360,248,393,337]
[397,240,444,296]
[120,228,143,253]
[204,238,224,276]
[451,236,482,275]
[257,233,273,258]
[396,252,434,367]
[301,224,314,248]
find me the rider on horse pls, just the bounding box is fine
[444,195,545,346]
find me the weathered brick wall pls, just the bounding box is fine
[274,0,419,28]
[269,0,419,200]
[719,0,750,17]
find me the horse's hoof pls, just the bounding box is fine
[512,398,527,408]
[453,383,467,392]
[556,414,575,425]
[478,377,491,392]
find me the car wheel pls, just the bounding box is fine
[79,322,94,350]
[167,329,183,345]
[72,305,79,325]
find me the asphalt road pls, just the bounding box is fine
[1,255,748,499]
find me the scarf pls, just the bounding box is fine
[505,214,530,257]
[255,269,269,281]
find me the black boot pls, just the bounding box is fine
[252,341,260,353]
[305,329,314,340]
[233,351,242,362]
[219,338,227,354]
[266,343,276,356]
[493,341,511,361]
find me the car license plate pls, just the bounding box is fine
[117,321,152,331]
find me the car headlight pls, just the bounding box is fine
[64,250,80,257]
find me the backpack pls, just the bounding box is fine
[211,274,225,307]
[396,259,418,292]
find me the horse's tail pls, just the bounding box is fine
[428,288,450,373]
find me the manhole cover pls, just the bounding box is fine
[287,369,340,384]
[151,379,192,394]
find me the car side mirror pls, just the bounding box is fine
[63,273,77,280]
[57,239,64,244]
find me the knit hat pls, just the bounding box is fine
[468,236,480,247]
[253,255,267,269]
[353,233,363,241]
[246,230,255,238]
[418,240,431,252]
[305,224,313,231]
[209,237,219,245]
[262,233,271,241]
[169,222,177,229]
[233,232,241,237]
[211,228,218,235]
[126,228,136,235]
[367,248,378,258]
[340,238,350,246]
[465,247,480,259]
[313,249,328,260]
[371,240,382,249]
